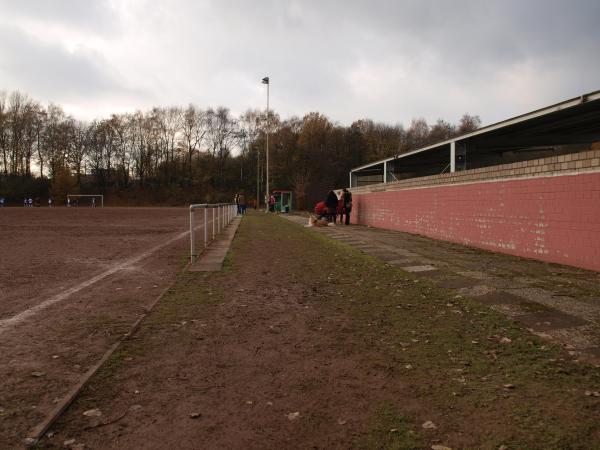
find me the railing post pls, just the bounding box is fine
[212,207,215,239]
[189,206,195,264]
[204,207,207,248]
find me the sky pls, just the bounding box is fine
[0,0,598,127]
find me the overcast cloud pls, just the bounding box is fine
[0,0,598,126]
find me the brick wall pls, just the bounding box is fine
[350,149,600,272]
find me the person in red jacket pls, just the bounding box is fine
[314,201,327,219]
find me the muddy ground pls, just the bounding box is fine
[41,213,600,449]
[0,207,193,448]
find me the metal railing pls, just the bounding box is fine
[189,203,238,263]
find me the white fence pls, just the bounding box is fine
[189,203,237,263]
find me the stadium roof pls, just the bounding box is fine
[350,89,600,177]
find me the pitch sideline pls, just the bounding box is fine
[0,227,193,332]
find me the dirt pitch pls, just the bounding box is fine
[0,207,192,448]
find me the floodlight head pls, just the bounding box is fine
[262,76,269,84]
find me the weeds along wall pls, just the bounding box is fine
[350,149,600,272]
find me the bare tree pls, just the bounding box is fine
[457,114,481,134]
[0,91,8,175]
[42,103,68,177]
[206,107,238,187]
[7,91,26,174]
[181,104,206,182]
[405,118,429,150]
[428,119,456,144]
[69,120,89,186]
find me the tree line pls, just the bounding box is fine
[0,89,480,208]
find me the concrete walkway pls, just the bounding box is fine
[189,216,242,272]
[283,215,600,365]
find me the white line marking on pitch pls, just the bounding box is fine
[0,228,193,333]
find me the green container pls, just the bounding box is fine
[272,190,293,213]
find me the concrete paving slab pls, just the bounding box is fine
[370,253,403,261]
[403,265,437,273]
[356,247,382,253]
[474,291,527,305]
[490,303,533,318]
[412,269,445,278]
[541,324,600,349]
[507,287,600,322]
[435,276,480,290]
[516,310,588,332]
[391,248,419,257]
[387,259,419,267]
[457,285,495,297]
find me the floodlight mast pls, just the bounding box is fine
[262,76,270,212]
[256,137,260,209]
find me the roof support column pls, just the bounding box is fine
[450,141,456,173]
[383,161,388,183]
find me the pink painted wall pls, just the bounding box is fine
[351,172,600,272]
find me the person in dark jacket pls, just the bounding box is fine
[342,188,352,225]
[325,190,338,223]
[238,192,246,215]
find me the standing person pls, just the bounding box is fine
[67,197,71,207]
[336,190,345,224]
[91,197,96,208]
[342,188,353,225]
[268,194,276,213]
[28,198,33,207]
[48,197,52,207]
[24,197,28,207]
[234,193,240,214]
[325,190,338,223]
[238,192,246,215]
[0,196,4,207]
